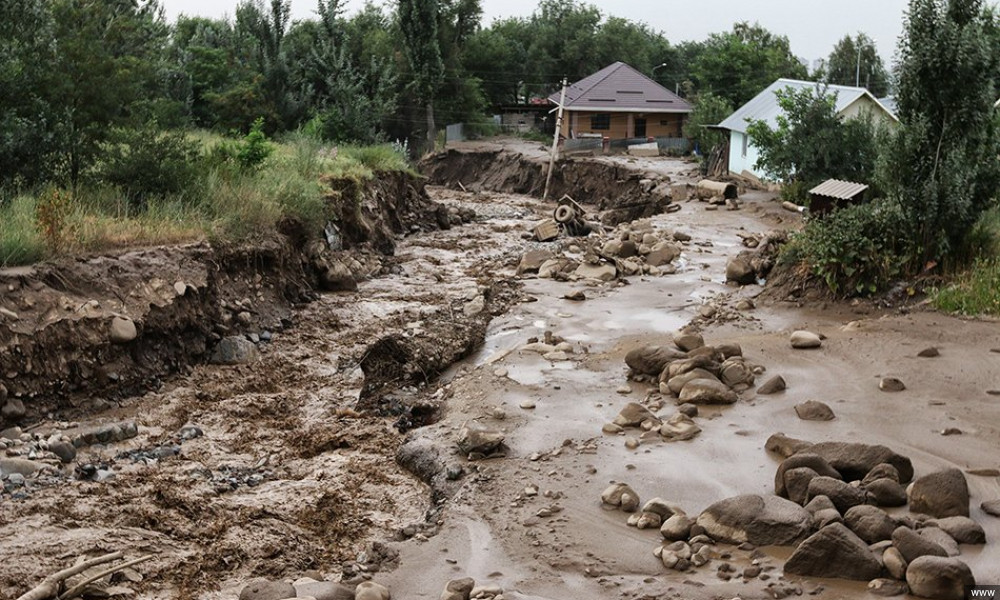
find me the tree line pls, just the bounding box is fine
[1,0,896,191]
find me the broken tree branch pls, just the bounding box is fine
[16,552,124,600]
[58,554,154,600]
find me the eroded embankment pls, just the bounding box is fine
[0,171,448,425]
[420,149,678,224]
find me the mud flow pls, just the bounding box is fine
[1,140,998,600]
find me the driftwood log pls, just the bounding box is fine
[16,552,154,600]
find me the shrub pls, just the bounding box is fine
[933,258,1000,316]
[783,199,913,295]
[35,187,74,254]
[211,117,274,173]
[98,125,204,205]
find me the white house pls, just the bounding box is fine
[716,79,898,179]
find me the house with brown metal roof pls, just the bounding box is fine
[548,62,693,142]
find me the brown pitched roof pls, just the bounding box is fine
[549,62,692,114]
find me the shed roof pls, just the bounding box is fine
[717,79,897,134]
[809,179,869,200]
[548,62,693,114]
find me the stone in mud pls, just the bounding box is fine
[575,262,616,281]
[696,494,811,546]
[0,458,47,476]
[766,432,813,458]
[726,257,756,285]
[647,241,681,267]
[880,377,906,392]
[294,581,355,600]
[775,453,842,499]
[517,249,554,275]
[905,556,975,600]
[672,331,704,352]
[892,527,948,563]
[665,368,717,395]
[784,523,882,581]
[635,511,662,529]
[784,467,821,505]
[864,463,901,484]
[719,357,755,387]
[884,546,908,580]
[563,290,586,301]
[757,375,786,395]
[239,578,296,600]
[918,527,960,557]
[642,497,679,519]
[601,482,641,512]
[319,259,357,291]
[844,505,897,544]
[661,514,694,541]
[983,500,1000,517]
[463,296,486,316]
[927,516,986,544]
[678,379,738,405]
[794,400,835,421]
[806,476,867,513]
[918,347,940,358]
[1,398,25,421]
[803,441,914,483]
[354,581,390,600]
[614,402,658,427]
[790,330,822,349]
[908,469,970,518]
[602,240,623,256]
[49,441,77,463]
[659,413,701,441]
[109,316,137,344]
[865,478,908,507]
[440,577,475,600]
[624,345,686,376]
[665,354,718,380]
[211,336,259,365]
[456,422,504,457]
[868,578,909,597]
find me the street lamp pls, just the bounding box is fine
[856,38,876,88]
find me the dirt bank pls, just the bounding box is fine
[0,171,445,423]
[420,148,698,224]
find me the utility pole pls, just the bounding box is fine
[544,77,567,202]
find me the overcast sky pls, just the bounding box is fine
[160,0,911,66]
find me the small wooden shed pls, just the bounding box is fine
[808,179,869,215]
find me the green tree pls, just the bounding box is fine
[746,86,879,194]
[823,33,890,97]
[0,0,59,187]
[879,0,1000,264]
[463,22,529,106]
[692,22,808,108]
[682,92,733,153]
[399,0,446,146]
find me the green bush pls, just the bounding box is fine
[933,258,1000,316]
[99,125,204,204]
[210,117,274,173]
[783,199,913,295]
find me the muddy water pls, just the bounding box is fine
[383,185,1000,599]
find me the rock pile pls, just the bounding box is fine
[725,231,788,286]
[517,218,692,283]
[760,435,982,598]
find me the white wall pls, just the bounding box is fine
[727,131,763,178]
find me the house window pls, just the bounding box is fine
[591,113,611,130]
[741,133,748,158]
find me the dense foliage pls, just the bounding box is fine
[819,33,890,97]
[746,86,880,201]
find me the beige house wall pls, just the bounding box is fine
[561,111,686,139]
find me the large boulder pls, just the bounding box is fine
[240,579,297,600]
[784,523,882,581]
[790,330,822,349]
[625,345,686,376]
[908,469,970,518]
[757,375,787,395]
[726,257,756,285]
[614,402,658,427]
[918,527,960,557]
[806,476,868,513]
[456,422,505,457]
[865,477,909,507]
[440,577,476,600]
[665,368,717,396]
[800,441,914,483]
[784,467,822,505]
[647,241,681,267]
[696,494,812,546]
[678,379,738,405]
[766,433,813,458]
[719,357,755,387]
[355,581,391,600]
[844,505,897,544]
[672,331,704,352]
[211,336,260,365]
[794,400,835,421]
[905,556,975,600]
[927,516,986,544]
[892,526,948,563]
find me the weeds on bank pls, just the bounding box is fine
[931,207,1000,317]
[0,128,411,268]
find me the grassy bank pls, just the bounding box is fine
[931,207,1000,317]
[0,131,411,268]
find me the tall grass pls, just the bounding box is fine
[0,131,412,268]
[932,206,1000,316]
